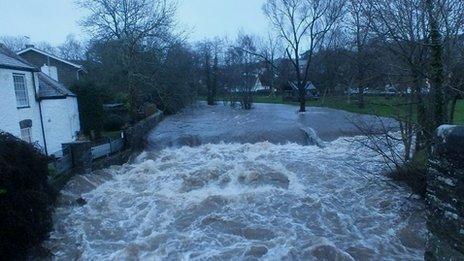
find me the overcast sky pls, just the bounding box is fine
[0,0,269,45]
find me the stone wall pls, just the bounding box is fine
[426,125,464,260]
[62,141,92,173]
[124,111,163,150]
[51,111,164,190]
[91,149,133,171]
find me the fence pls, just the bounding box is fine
[91,138,124,160]
[50,111,164,175]
[49,111,164,176]
[50,135,125,175]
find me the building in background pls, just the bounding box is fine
[17,45,86,87]
[0,44,80,156]
[283,81,319,101]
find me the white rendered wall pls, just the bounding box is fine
[41,97,81,155]
[0,69,45,151]
[68,96,81,137]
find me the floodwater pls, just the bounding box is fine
[46,103,426,260]
[147,103,398,148]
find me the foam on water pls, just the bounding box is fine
[47,136,425,260]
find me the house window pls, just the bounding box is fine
[20,127,32,143]
[13,74,29,108]
[19,120,33,143]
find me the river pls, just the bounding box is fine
[46,103,426,260]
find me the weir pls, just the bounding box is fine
[46,104,426,260]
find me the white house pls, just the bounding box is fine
[253,76,268,92]
[38,72,80,155]
[283,81,319,101]
[0,44,80,156]
[289,81,318,95]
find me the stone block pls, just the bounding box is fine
[62,141,92,173]
[426,125,464,259]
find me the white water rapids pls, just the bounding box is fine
[47,136,425,260]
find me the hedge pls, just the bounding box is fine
[0,132,56,259]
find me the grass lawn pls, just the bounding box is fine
[306,96,416,119]
[290,95,464,124]
[455,100,464,124]
[200,95,464,124]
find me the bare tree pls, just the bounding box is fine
[0,36,66,57]
[364,0,464,151]
[447,39,464,122]
[58,35,86,61]
[364,0,434,152]
[346,0,374,108]
[426,0,446,128]
[196,39,222,106]
[254,33,283,96]
[263,0,345,112]
[345,0,464,192]
[77,0,176,43]
[438,0,464,122]
[350,112,426,195]
[231,32,283,97]
[38,43,58,55]
[225,34,260,110]
[77,0,177,119]
[0,36,30,52]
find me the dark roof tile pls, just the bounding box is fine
[0,44,38,71]
[38,72,76,99]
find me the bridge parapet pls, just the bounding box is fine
[426,125,464,260]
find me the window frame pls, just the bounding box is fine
[20,127,32,143]
[13,73,30,109]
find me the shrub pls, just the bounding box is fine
[103,114,125,131]
[387,149,427,197]
[71,81,106,135]
[143,103,157,117]
[0,132,56,259]
[113,92,129,104]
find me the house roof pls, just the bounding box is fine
[289,81,316,90]
[0,44,39,71]
[17,47,84,70]
[38,72,76,99]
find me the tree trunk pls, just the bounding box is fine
[294,44,306,112]
[449,95,459,123]
[413,76,431,153]
[126,52,138,122]
[426,0,446,127]
[356,40,365,109]
[205,52,215,106]
[358,87,365,109]
[299,83,306,112]
[211,54,218,105]
[404,91,414,162]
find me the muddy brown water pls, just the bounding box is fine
[46,104,425,260]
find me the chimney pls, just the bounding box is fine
[25,44,35,49]
[41,65,59,81]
